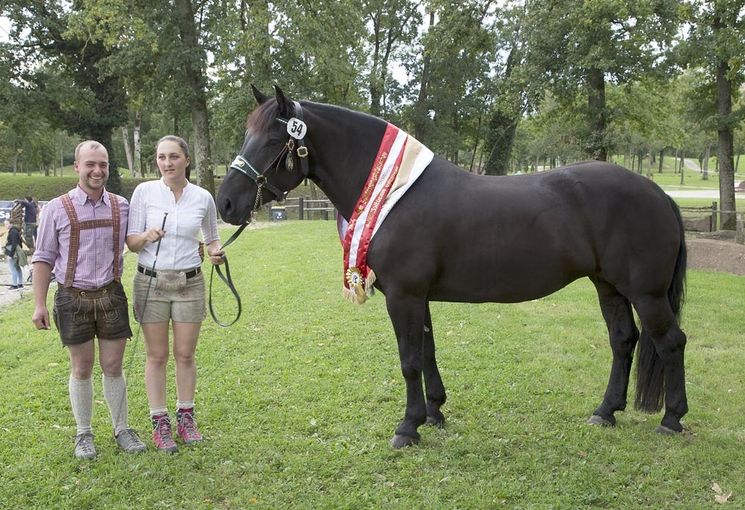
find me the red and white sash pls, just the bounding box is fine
[339,123,433,303]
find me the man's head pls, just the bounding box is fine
[74,141,109,196]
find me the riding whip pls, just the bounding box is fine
[116,212,168,428]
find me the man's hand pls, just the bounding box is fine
[32,306,50,330]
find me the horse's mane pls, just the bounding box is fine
[246,100,280,135]
[246,99,384,136]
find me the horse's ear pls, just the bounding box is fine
[251,84,270,105]
[274,85,292,117]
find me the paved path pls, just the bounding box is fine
[665,189,745,199]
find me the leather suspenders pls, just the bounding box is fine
[60,192,122,288]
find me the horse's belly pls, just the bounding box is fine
[428,264,585,303]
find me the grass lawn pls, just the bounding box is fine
[1,221,743,509]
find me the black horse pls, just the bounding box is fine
[217,86,688,448]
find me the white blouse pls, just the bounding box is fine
[127,178,220,270]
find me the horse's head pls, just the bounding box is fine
[217,85,311,225]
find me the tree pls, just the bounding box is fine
[680,0,745,230]
[483,0,528,175]
[522,0,681,161]
[362,0,423,117]
[3,1,129,192]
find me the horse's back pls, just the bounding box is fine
[369,160,682,303]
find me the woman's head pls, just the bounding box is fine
[156,135,192,181]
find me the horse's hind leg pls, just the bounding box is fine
[423,302,446,427]
[588,278,639,427]
[633,296,688,433]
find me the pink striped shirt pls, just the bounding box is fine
[31,186,129,290]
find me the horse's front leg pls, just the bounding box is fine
[386,293,427,448]
[423,302,446,427]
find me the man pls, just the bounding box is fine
[15,195,39,252]
[31,140,146,459]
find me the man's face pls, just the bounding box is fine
[74,146,109,193]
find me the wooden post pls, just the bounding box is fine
[711,201,718,231]
[736,213,744,245]
[298,197,304,220]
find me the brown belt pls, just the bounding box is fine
[58,280,118,296]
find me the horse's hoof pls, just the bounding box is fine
[586,415,615,427]
[655,424,681,435]
[390,434,419,449]
[425,415,445,428]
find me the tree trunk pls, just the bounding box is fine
[586,67,607,161]
[413,10,435,142]
[134,110,142,176]
[703,144,710,180]
[122,126,135,177]
[369,16,382,117]
[174,0,215,195]
[469,115,482,173]
[658,149,664,173]
[484,44,520,176]
[716,51,736,229]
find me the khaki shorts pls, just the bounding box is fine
[53,280,133,345]
[133,266,206,323]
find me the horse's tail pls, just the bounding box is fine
[634,195,687,413]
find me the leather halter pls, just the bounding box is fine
[210,102,310,327]
[228,101,310,209]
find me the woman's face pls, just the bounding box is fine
[156,140,190,181]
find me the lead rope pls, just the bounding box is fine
[207,186,262,327]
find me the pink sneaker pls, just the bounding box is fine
[151,414,178,452]
[176,408,203,444]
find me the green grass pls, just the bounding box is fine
[1,221,744,509]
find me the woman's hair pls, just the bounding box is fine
[157,135,192,180]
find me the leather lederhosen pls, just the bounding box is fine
[59,192,122,288]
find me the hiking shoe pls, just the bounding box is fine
[74,432,97,460]
[151,414,178,453]
[115,428,146,453]
[176,409,203,445]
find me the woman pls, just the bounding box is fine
[126,135,224,452]
[4,220,24,289]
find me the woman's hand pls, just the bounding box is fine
[207,244,225,265]
[142,228,165,244]
[126,228,166,253]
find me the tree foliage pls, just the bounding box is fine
[1,0,744,229]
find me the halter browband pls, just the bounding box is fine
[228,100,310,209]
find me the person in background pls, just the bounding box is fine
[31,140,146,460]
[4,219,24,289]
[126,135,224,452]
[16,195,39,252]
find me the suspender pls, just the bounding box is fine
[60,192,122,288]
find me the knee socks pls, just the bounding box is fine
[68,375,93,435]
[103,374,129,437]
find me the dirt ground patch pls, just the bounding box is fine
[686,231,745,276]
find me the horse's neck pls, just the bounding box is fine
[305,105,387,220]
